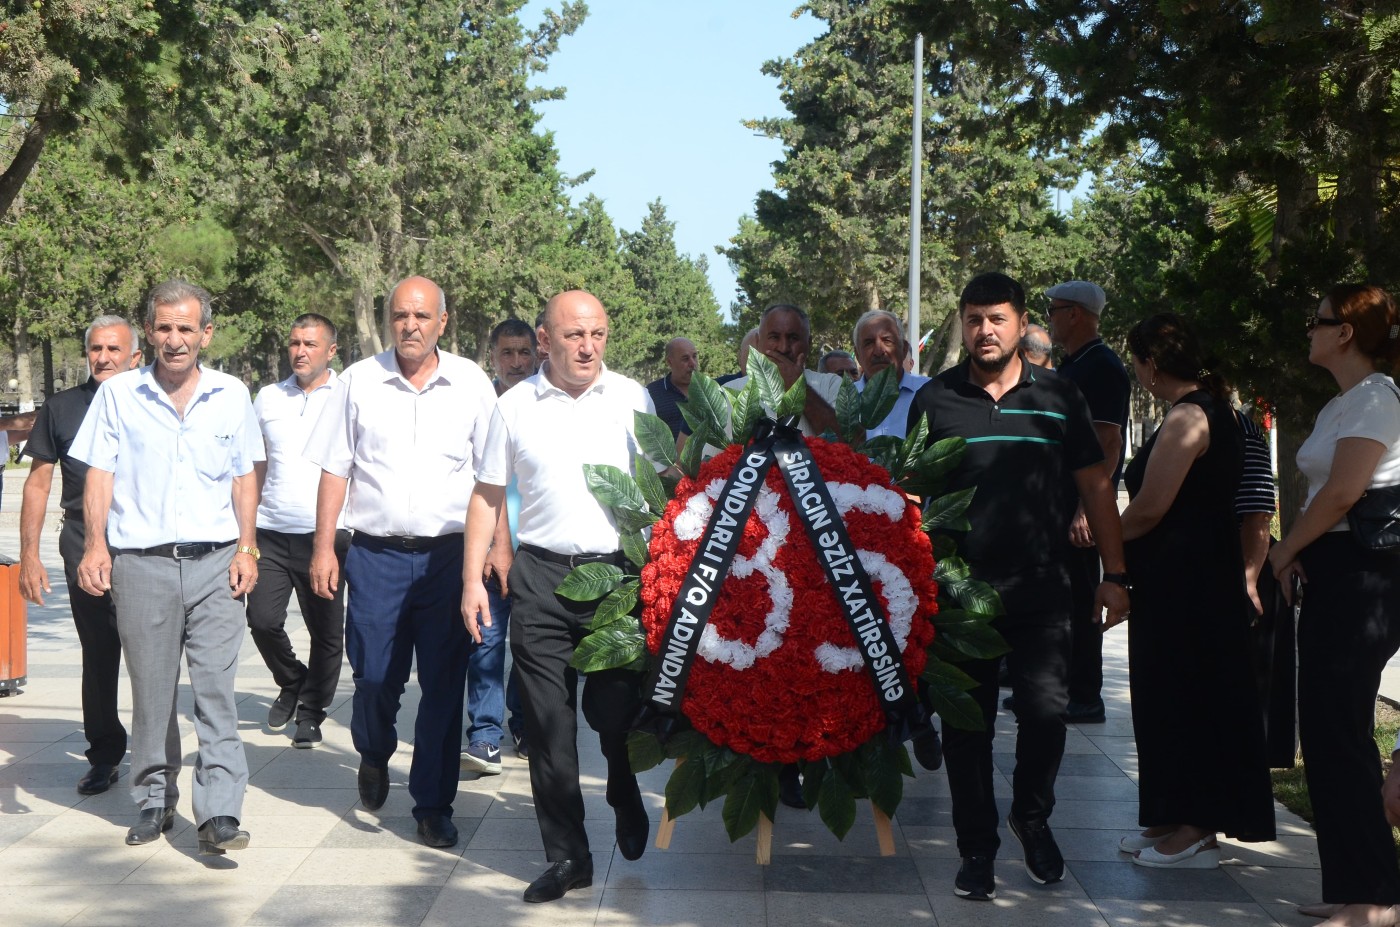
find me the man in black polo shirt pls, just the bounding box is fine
[645,337,698,439]
[907,272,1129,901]
[18,315,143,794]
[1045,280,1130,724]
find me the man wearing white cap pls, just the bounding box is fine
[1042,280,1129,725]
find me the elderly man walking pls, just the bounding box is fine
[71,280,262,853]
[306,276,497,849]
[19,315,143,795]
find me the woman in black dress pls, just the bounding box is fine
[1117,313,1276,868]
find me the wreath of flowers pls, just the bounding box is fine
[640,439,937,764]
[558,357,1008,842]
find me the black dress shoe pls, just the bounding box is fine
[912,727,944,771]
[417,814,458,848]
[77,763,119,795]
[292,719,322,748]
[1065,699,1107,724]
[614,788,649,861]
[197,816,250,856]
[523,858,594,903]
[1008,813,1065,884]
[126,807,175,846]
[358,761,388,811]
[778,764,807,810]
[268,683,301,729]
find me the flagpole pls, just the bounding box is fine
[907,33,924,370]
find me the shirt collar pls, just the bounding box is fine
[1063,337,1105,366]
[280,368,338,395]
[137,363,223,401]
[381,348,453,390]
[533,362,610,400]
[946,354,1037,393]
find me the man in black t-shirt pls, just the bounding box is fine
[907,273,1129,901]
[18,316,143,795]
[1045,281,1131,724]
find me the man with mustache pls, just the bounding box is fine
[729,304,842,436]
[906,272,1129,901]
[71,280,262,853]
[306,276,498,849]
[19,316,143,795]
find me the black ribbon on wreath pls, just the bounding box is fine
[634,415,929,746]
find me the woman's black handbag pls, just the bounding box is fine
[1348,485,1400,550]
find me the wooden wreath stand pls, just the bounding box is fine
[651,756,896,864]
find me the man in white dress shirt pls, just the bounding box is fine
[247,314,348,748]
[71,279,261,853]
[461,290,655,903]
[305,276,497,850]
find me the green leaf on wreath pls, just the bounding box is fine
[729,380,763,444]
[859,737,906,817]
[899,437,967,497]
[589,581,640,630]
[662,728,712,761]
[816,764,857,838]
[748,353,786,414]
[701,746,750,806]
[665,751,707,817]
[947,577,1004,617]
[569,623,646,672]
[633,454,669,518]
[930,533,958,559]
[722,768,779,842]
[830,750,866,797]
[933,555,972,585]
[775,371,808,419]
[898,414,930,481]
[920,653,979,691]
[800,759,827,810]
[922,486,977,532]
[835,376,862,445]
[627,731,666,773]
[583,463,646,515]
[614,506,659,535]
[858,366,900,431]
[679,423,710,479]
[858,435,903,475]
[634,410,678,469]
[556,562,624,601]
[925,680,988,731]
[936,621,1011,661]
[678,373,731,442]
[621,531,650,571]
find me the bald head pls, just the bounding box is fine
[387,275,447,368]
[736,326,760,373]
[665,337,698,389]
[539,290,609,398]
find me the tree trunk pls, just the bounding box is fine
[1276,421,1308,537]
[42,338,54,399]
[352,282,383,359]
[931,311,962,374]
[13,316,34,411]
[0,103,55,222]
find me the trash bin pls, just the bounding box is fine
[0,553,25,695]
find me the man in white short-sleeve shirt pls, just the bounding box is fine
[247,314,348,748]
[71,279,261,854]
[304,275,497,850]
[462,290,655,904]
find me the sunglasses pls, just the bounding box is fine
[1305,315,1345,332]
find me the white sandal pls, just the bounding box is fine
[1132,835,1221,869]
[1119,829,1177,853]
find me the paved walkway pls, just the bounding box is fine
[0,481,1334,926]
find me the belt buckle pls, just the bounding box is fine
[171,542,198,560]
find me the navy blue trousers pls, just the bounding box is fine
[344,534,467,821]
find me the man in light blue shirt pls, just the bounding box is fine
[72,279,262,854]
[853,309,930,440]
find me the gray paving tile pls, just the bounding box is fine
[1069,859,1254,902]
[762,854,923,893]
[1224,863,1324,907]
[597,888,766,925]
[317,814,481,849]
[1093,898,1281,926]
[247,885,439,926]
[766,890,935,926]
[603,850,765,891]
[0,812,55,848]
[996,752,1127,777]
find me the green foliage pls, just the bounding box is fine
[555,563,625,602]
[728,379,764,444]
[747,352,786,415]
[857,366,900,430]
[678,423,710,479]
[834,376,863,445]
[569,622,646,674]
[677,373,732,442]
[588,581,641,631]
[634,411,679,469]
[722,769,780,842]
[775,371,808,420]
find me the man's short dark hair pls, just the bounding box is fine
[959,272,1026,315]
[291,313,337,343]
[490,318,537,348]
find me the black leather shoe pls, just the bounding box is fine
[77,763,119,795]
[417,814,458,848]
[358,761,388,811]
[125,807,175,846]
[1065,699,1107,724]
[197,816,250,856]
[954,855,996,900]
[778,764,806,810]
[1008,813,1065,884]
[268,683,301,729]
[912,727,943,771]
[523,858,594,903]
[292,719,322,748]
[614,788,649,861]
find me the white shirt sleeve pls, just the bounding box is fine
[68,381,119,472]
[477,404,511,487]
[303,373,355,478]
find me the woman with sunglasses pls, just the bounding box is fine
[1271,285,1400,927]
[1116,313,1276,869]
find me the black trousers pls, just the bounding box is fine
[59,518,127,766]
[1297,532,1400,905]
[246,528,349,724]
[1065,544,1103,705]
[509,547,643,861]
[943,566,1072,858]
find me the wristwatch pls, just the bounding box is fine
[1101,571,1130,589]
[237,545,261,561]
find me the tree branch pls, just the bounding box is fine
[0,103,56,221]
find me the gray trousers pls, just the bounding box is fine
[111,545,249,825]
